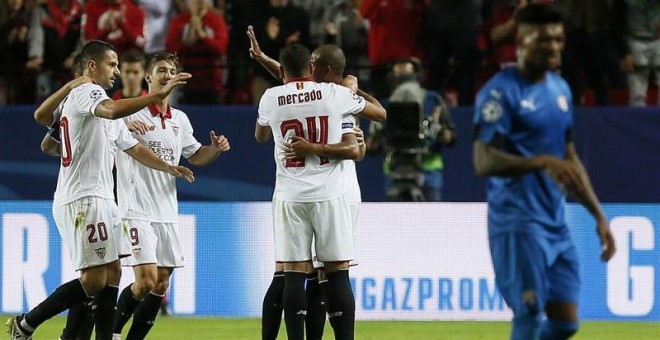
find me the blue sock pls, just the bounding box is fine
[540,319,579,340]
[511,314,542,340]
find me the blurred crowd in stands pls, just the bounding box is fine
[1,0,659,107]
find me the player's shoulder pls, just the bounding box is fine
[547,71,571,93]
[170,106,191,122]
[477,67,519,103]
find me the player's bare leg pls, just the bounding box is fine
[262,262,285,340]
[541,301,579,339]
[282,261,310,340]
[324,261,354,340]
[125,267,172,340]
[113,263,158,337]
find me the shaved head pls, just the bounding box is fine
[312,44,346,77]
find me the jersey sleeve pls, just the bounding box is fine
[333,85,367,116]
[47,120,61,142]
[180,113,203,159]
[341,114,357,135]
[76,84,111,116]
[257,91,271,127]
[473,84,513,144]
[112,120,140,151]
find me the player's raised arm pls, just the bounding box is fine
[355,89,386,122]
[247,25,282,80]
[94,73,191,120]
[34,76,92,126]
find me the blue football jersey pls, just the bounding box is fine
[473,67,573,238]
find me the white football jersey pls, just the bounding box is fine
[116,105,202,223]
[340,115,361,203]
[54,83,138,204]
[258,80,366,202]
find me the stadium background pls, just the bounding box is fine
[0,105,659,324]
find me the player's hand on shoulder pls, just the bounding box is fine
[126,120,150,135]
[167,165,195,183]
[539,156,584,195]
[68,75,93,90]
[210,130,230,152]
[341,75,359,92]
[597,219,616,262]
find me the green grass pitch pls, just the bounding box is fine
[4,316,659,339]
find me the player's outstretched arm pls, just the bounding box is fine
[34,76,92,126]
[565,142,616,261]
[123,143,195,183]
[95,73,192,120]
[285,133,360,160]
[356,89,386,122]
[247,25,282,80]
[187,131,231,166]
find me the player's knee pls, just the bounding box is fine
[152,277,170,295]
[134,277,157,298]
[541,319,579,340]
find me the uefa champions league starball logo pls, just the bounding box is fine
[481,100,503,123]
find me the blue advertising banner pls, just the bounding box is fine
[0,201,658,320]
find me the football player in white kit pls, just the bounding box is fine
[7,40,194,340]
[111,52,230,340]
[248,28,374,339]
[255,43,385,340]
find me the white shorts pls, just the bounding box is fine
[120,219,184,268]
[313,201,360,268]
[53,197,120,270]
[273,196,353,263]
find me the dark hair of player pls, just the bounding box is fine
[313,44,346,76]
[120,48,146,66]
[515,3,562,25]
[80,40,116,67]
[279,44,311,77]
[71,53,84,77]
[145,52,179,73]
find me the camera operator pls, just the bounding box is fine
[367,58,456,201]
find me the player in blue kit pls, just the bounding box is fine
[472,4,616,340]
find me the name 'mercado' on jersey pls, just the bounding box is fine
[258,79,366,202]
[54,83,139,204]
[115,105,202,223]
[473,67,573,238]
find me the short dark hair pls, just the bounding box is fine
[120,48,145,66]
[279,44,311,77]
[312,45,346,76]
[80,40,116,67]
[515,3,562,25]
[72,53,84,76]
[145,52,179,73]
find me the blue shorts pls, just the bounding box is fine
[489,232,580,316]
